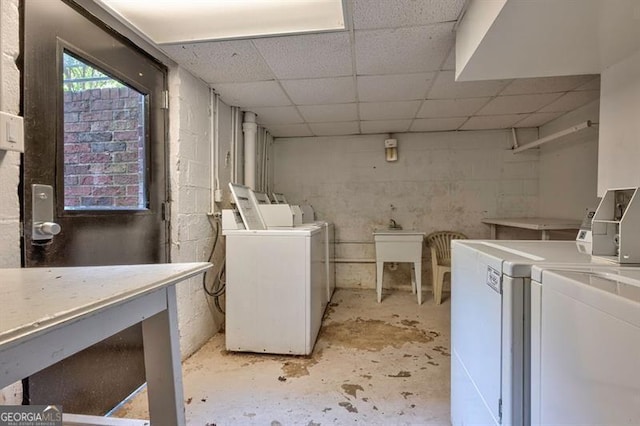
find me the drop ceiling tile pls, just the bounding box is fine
[353,0,465,29]
[417,98,489,118]
[357,73,435,102]
[460,114,525,130]
[477,93,563,115]
[162,40,273,83]
[441,47,456,71]
[268,124,313,138]
[213,81,291,107]
[355,23,454,75]
[410,117,467,132]
[253,32,352,79]
[281,77,355,105]
[428,71,511,99]
[574,77,601,92]
[309,121,360,136]
[359,101,421,120]
[513,112,563,128]
[361,120,412,134]
[538,90,600,113]
[249,106,303,125]
[501,75,598,95]
[298,103,358,123]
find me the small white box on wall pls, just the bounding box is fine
[0,111,24,153]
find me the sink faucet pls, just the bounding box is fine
[389,219,399,229]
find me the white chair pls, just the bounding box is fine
[426,231,467,305]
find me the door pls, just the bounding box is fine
[23,0,168,414]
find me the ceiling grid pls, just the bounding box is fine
[112,0,601,137]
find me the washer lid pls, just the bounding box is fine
[541,268,640,327]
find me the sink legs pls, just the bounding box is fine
[376,261,422,304]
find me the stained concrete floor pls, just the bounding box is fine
[113,288,451,425]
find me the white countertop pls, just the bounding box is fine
[481,217,582,230]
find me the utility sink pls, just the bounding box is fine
[373,229,425,262]
[373,229,426,304]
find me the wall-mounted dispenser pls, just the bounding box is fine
[385,138,398,162]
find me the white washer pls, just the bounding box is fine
[224,183,331,355]
[451,240,620,426]
[530,267,640,425]
[225,226,325,355]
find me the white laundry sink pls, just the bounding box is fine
[373,229,425,263]
[373,229,426,304]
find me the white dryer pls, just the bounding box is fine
[451,240,618,426]
[529,267,640,425]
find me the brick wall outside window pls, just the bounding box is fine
[63,87,145,209]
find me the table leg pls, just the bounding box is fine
[490,224,497,239]
[415,261,422,305]
[376,261,384,303]
[142,285,186,426]
[541,230,550,240]
[410,264,416,294]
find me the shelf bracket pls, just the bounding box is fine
[511,127,519,149]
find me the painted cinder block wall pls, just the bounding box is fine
[271,129,540,291]
[169,67,228,358]
[537,100,600,219]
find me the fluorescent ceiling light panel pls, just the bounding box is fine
[99,0,346,44]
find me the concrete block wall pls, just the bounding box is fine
[538,100,600,220]
[0,0,23,405]
[271,129,539,291]
[168,67,223,359]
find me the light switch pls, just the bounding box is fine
[0,111,24,153]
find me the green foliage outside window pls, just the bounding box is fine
[63,52,125,92]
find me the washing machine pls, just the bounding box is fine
[529,266,640,425]
[223,183,331,355]
[451,240,620,426]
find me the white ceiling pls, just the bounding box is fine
[124,0,601,137]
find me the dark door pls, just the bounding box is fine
[23,0,168,414]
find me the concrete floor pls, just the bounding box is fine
[113,288,451,425]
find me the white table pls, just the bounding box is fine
[482,217,582,240]
[373,230,425,304]
[0,262,211,426]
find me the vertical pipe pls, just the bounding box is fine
[208,90,218,215]
[261,129,268,192]
[230,107,236,183]
[243,111,257,189]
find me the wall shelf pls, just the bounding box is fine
[512,120,595,153]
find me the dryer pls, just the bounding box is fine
[451,240,618,426]
[529,267,640,425]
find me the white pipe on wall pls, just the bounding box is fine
[243,111,257,189]
[262,129,269,192]
[208,90,219,215]
[230,106,236,183]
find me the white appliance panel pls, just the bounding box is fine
[452,240,623,426]
[452,242,505,425]
[531,270,640,425]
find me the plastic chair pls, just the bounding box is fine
[426,231,467,305]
